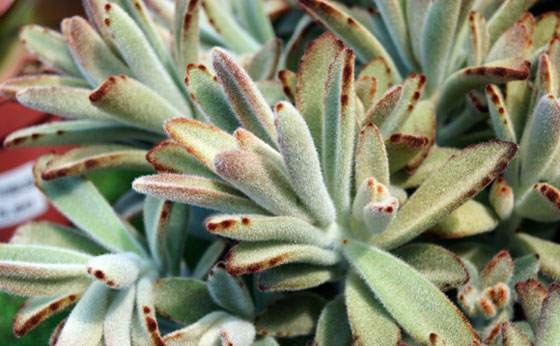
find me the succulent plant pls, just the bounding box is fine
[1,0,560,345]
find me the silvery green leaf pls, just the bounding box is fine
[11,222,105,255]
[248,38,282,81]
[515,279,548,330]
[147,140,217,178]
[90,75,187,133]
[203,0,260,53]
[163,311,228,345]
[61,16,130,86]
[314,295,352,346]
[515,233,560,280]
[205,214,328,246]
[235,0,275,44]
[486,0,537,44]
[86,253,142,289]
[386,133,430,173]
[437,59,530,117]
[362,197,399,237]
[185,64,240,133]
[154,277,217,325]
[3,120,160,148]
[275,101,335,226]
[207,263,255,319]
[0,75,88,99]
[144,197,189,274]
[485,84,517,142]
[395,243,469,291]
[104,285,135,346]
[355,76,378,114]
[175,0,201,76]
[133,174,267,214]
[431,200,498,239]
[214,316,256,346]
[35,156,146,255]
[359,56,394,101]
[355,123,390,187]
[323,48,356,217]
[365,85,401,130]
[373,0,415,69]
[40,145,151,180]
[103,2,189,111]
[530,54,558,113]
[212,47,277,146]
[82,0,119,51]
[511,254,540,288]
[534,12,560,48]
[295,32,343,154]
[225,241,340,276]
[420,0,461,94]
[405,0,430,64]
[255,293,325,338]
[256,80,287,106]
[489,176,514,220]
[16,86,115,121]
[298,0,399,79]
[393,146,459,188]
[479,250,513,289]
[192,239,227,279]
[519,94,560,187]
[500,321,531,346]
[20,25,81,76]
[374,141,517,249]
[486,17,533,63]
[344,272,401,346]
[55,282,109,346]
[214,150,311,220]
[257,264,341,292]
[14,293,79,337]
[164,118,239,171]
[535,284,560,346]
[342,239,479,345]
[467,11,490,66]
[517,183,560,222]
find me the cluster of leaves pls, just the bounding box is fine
[1,0,559,345]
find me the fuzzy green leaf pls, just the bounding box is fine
[275,101,335,226]
[86,253,142,289]
[20,25,81,76]
[147,140,217,178]
[486,0,537,44]
[175,0,201,76]
[314,295,352,346]
[486,84,517,142]
[395,243,469,291]
[257,264,341,292]
[154,277,217,325]
[467,11,490,66]
[343,239,479,345]
[61,16,130,86]
[248,38,282,81]
[515,279,548,330]
[225,241,340,276]
[375,141,517,249]
[393,146,459,189]
[355,123,390,187]
[133,173,266,214]
[255,293,325,337]
[535,285,560,346]
[502,321,532,346]
[192,240,227,280]
[185,64,240,133]
[235,0,275,44]
[431,200,498,239]
[515,233,560,280]
[207,263,255,319]
[0,75,88,99]
[104,285,135,346]
[479,250,513,289]
[517,183,560,222]
[212,47,277,146]
[344,272,401,346]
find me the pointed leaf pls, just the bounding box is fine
[535,284,560,346]
[480,250,514,289]
[154,277,218,325]
[147,140,217,178]
[515,233,560,280]
[342,239,479,345]
[393,146,459,188]
[502,321,532,346]
[487,0,536,44]
[485,84,517,142]
[515,279,548,330]
[467,11,490,66]
[386,133,430,173]
[255,293,325,337]
[225,241,340,276]
[486,17,533,62]
[133,173,265,214]
[207,263,255,319]
[517,183,560,222]
[257,264,341,292]
[175,0,201,75]
[375,141,517,249]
